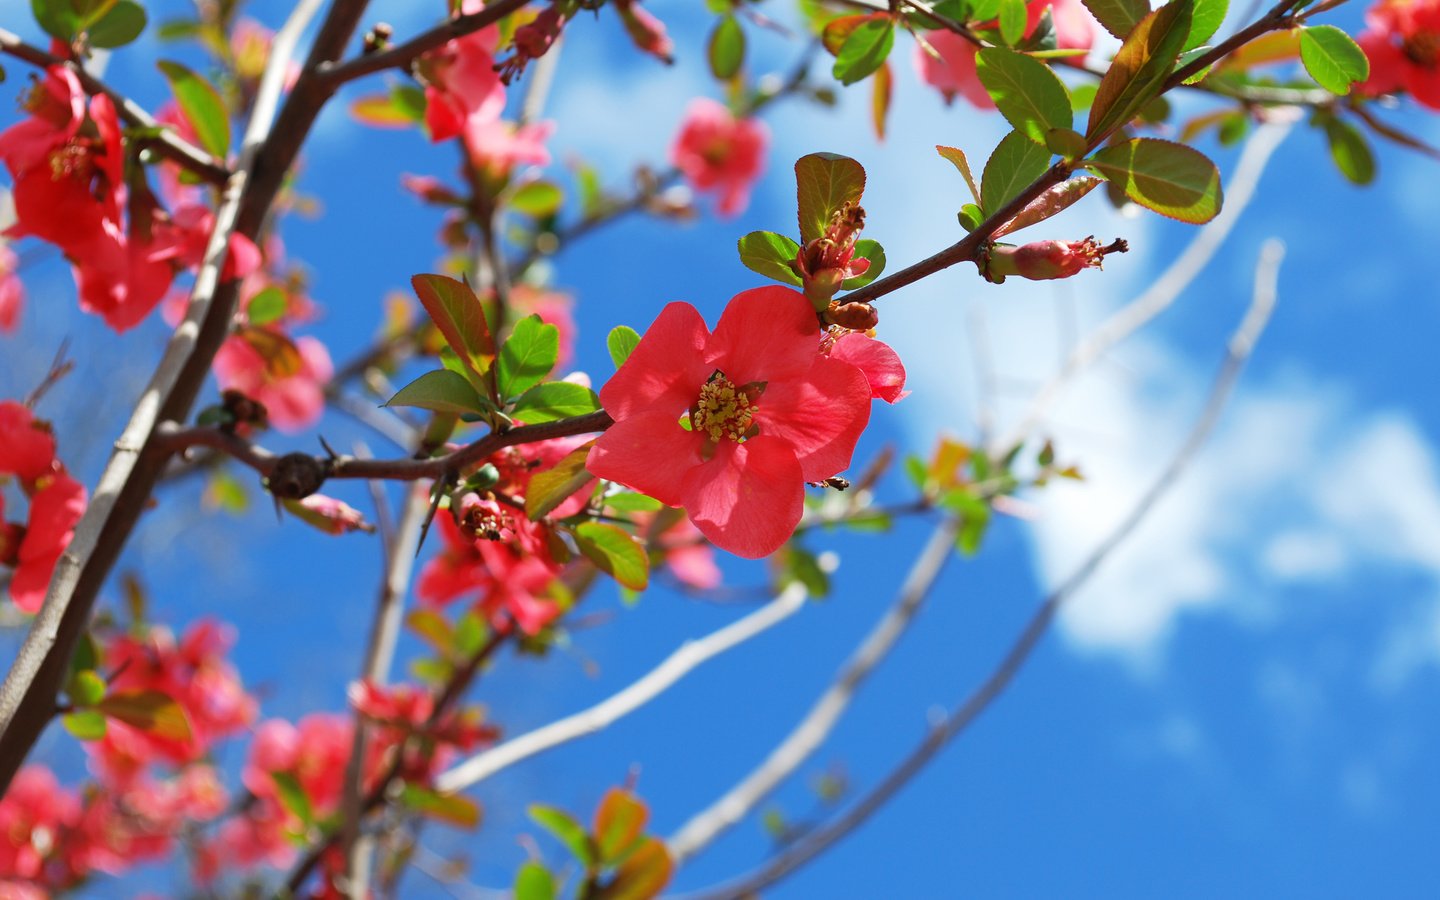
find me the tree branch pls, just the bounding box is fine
[433,583,810,794]
[689,240,1286,899]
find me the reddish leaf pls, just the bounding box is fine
[872,60,892,142]
[97,690,193,742]
[595,837,672,900]
[411,274,497,390]
[594,788,649,864]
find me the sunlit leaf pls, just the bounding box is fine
[574,522,649,591]
[385,369,487,416]
[157,60,230,159]
[737,231,803,285]
[795,153,866,243]
[1086,137,1223,223]
[526,442,597,520]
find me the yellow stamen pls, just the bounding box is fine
[691,372,757,443]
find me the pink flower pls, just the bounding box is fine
[419,1,505,142]
[0,402,56,482]
[0,766,79,882]
[243,714,352,816]
[0,245,23,333]
[587,287,873,558]
[827,331,908,403]
[285,494,373,535]
[1358,0,1440,108]
[464,118,554,179]
[670,99,769,217]
[212,332,333,432]
[417,515,563,634]
[10,473,85,613]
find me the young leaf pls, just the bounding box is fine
[511,382,601,424]
[87,0,147,48]
[737,231,803,285]
[608,326,641,369]
[936,145,981,205]
[833,18,895,86]
[98,690,193,742]
[709,14,745,79]
[157,61,231,159]
[246,286,287,326]
[385,369,487,416]
[67,669,106,707]
[351,94,419,128]
[400,784,482,829]
[981,129,1052,214]
[1086,138,1223,223]
[498,314,560,400]
[975,48,1073,144]
[958,203,985,231]
[511,180,565,217]
[594,838,673,900]
[604,492,664,512]
[822,13,885,55]
[574,522,649,591]
[594,788,649,865]
[515,862,557,900]
[1299,25,1370,95]
[529,805,596,866]
[795,153,866,243]
[63,710,107,741]
[872,60,893,141]
[1082,0,1149,40]
[1085,0,1194,143]
[998,0,1028,46]
[411,274,497,388]
[992,175,1103,237]
[526,442,597,520]
[841,239,886,289]
[271,771,315,828]
[407,608,454,655]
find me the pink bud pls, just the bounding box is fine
[616,0,674,63]
[984,236,1127,282]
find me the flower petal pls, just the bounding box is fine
[587,410,702,507]
[705,287,820,386]
[830,332,908,403]
[757,354,871,482]
[680,436,804,559]
[599,302,712,419]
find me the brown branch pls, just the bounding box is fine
[0,27,231,184]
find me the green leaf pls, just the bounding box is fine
[1082,0,1149,40]
[1045,127,1088,159]
[246,286,287,326]
[594,788,649,865]
[998,0,1028,46]
[604,492,664,512]
[795,153,866,243]
[780,547,831,598]
[1185,0,1227,50]
[407,608,454,655]
[498,315,560,400]
[832,18,894,86]
[411,274,497,388]
[157,60,231,159]
[975,48,1073,144]
[608,326,641,370]
[86,0,146,48]
[574,522,649,591]
[67,669,106,707]
[1085,0,1193,143]
[155,17,201,40]
[271,771,315,828]
[1069,83,1098,111]
[594,838,673,900]
[709,14,746,79]
[97,689,193,742]
[400,784,481,829]
[32,0,81,41]
[981,129,1052,214]
[958,203,985,231]
[936,145,981,205]
[1322,116,1376,185]
[841,239,885,289]
[511,180,564,217]
[63,710,108,741]
[1300,25,1370,95]
[529,804,596,866]
[511,382,601,424]
[454,610,488,658]
[737,231,803,286]
[515,862,557,900]
[352,93,419,128]
[526,442,597,520]
[1086,137,1223,223]
[385,369,487,416]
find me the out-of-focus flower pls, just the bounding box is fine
[418,0,505,142]
[1358,0,1440,107]
[212,332,333,433]
[670,98,768,217]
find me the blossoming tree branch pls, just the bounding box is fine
[0,0,1425,895]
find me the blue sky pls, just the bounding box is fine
[4,0,1440,896]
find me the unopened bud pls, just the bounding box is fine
[827,301,879,331]
[984,236,1128,283]
[616,0,674,64]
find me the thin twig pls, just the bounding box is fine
[689,240,1285,900]
[433,584,810,794]
[667,519,960,865]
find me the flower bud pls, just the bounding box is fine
[615,0,674,64]
[984,236,1128,283]
[796,202,871,309]
[827,300,879,332]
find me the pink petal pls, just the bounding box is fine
[704,287,821,386]
[680,436,804,559]
[830,332,908,403]
[757,354,871,482]
[587,411,702,507]
[599,302,712,419]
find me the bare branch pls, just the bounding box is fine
[667,518,960,865]
[433,584,811,795]
[690,240,1285,899]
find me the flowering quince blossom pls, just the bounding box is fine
[0,245,23,333]
[670,98,769,217]
[418,513,565,634]
[1357,0,1440,108]
[915,0,1095,107]
[418,0,505,142]
[212,332,334,432]
[615,0,675,63]
[0,402,87,613]
[587,287,875,559]
[826,330,909,404]
[463,117,555,179]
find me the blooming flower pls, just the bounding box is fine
[0,245,23,333]
[418,0,505,142]
[587,287,873,558]
[0,402,56,482]
[827,331,908,403]
[1357,0,1440,108]
[9,472,85,613]
[212,332,334,433]
[670,99,769,217]
[417,514,564,634]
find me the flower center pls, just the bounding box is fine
[1404,30,1440,67]
[690,371,760,443]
